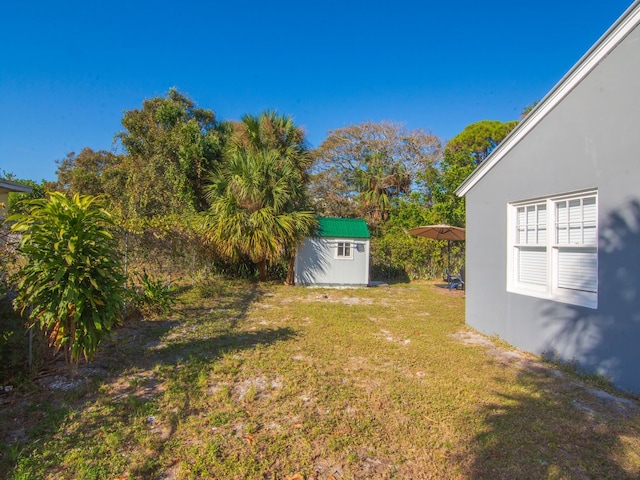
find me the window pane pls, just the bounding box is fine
[518,247,547,285]
[516,207,523,244]
[556,201,568,222]
[568,225,582,244]
[568,199,581,223]
[344,243,351,256]
[556,201,567,245]
[526,206,536,226]
[583,197,597,222]
[583,225,597,245]
[338,243,344,256]
[557,247,597,292]
[537,205,547,223]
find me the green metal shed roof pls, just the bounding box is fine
[315,217,370,239]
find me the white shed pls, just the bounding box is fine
[294,217,370,287]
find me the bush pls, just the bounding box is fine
[127,270,176,317]
[370,227,442,281]
[10,193,125,376]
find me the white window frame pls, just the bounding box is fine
[507,189,598,309]
[335,241,354,260]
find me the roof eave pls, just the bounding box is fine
[0,179,33,194]
[455,0,640,198]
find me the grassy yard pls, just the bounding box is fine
[1,281,639,479]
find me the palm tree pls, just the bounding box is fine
[201,112,316,282]
[352,152,411,224]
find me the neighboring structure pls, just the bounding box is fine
[294,217,370,287]
[0,178,32,219]
[456,1,640,393]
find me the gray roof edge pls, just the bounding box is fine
[455,0,640,198]
[0,178,33,193]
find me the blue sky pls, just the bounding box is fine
[0,0,633,182]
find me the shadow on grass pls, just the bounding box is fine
[0,281,298,479]
[465,366,638,479]
[433,282,465,291]
[95,281,267,370]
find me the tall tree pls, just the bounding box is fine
[426,119,518,226]
[55,148,124,198]
[116,88,227,218]
[312,121,442,225]
[227,111,316,283]
[201,112,316,282]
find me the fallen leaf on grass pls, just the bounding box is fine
[286,474,304,480]
[246,434,255,445]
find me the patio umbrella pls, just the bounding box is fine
[408,224,465,241]
[408,224,466,270]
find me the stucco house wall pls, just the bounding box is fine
[458,4,640,392]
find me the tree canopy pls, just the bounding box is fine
[311,121,442,225]
[115,88,228,218]
[200,112,317,281]
[41,88,527,283]
[55,148,124,199]
[426,119,518,226]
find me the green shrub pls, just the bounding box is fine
[128,270,176,317]
[10,192,125,376]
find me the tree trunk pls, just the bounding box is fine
[285,250,296,286]
[257,259,268,281]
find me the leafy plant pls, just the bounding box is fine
[201,112,317,282]
[9,192,124,376]
[129,270,176,317]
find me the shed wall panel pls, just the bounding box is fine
[295,237,370,286]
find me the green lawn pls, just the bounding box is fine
[2,281,639,479]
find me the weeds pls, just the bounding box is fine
[127,270,176,317]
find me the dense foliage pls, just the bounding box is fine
[311,121,442,226]
[200,112,317,282]
[6,90,522,290]
[9,192,124,375]
[116,88,227,217]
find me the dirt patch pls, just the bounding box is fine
[105,370,166,401]
[452,329,639,416]
[452,330,541,370]
[233,375,282,402]
[311,293,374,305]
[375,328,411,345]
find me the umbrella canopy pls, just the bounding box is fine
[408,224,465,241]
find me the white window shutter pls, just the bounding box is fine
[557,248,598,292]
[518,247,547,285]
